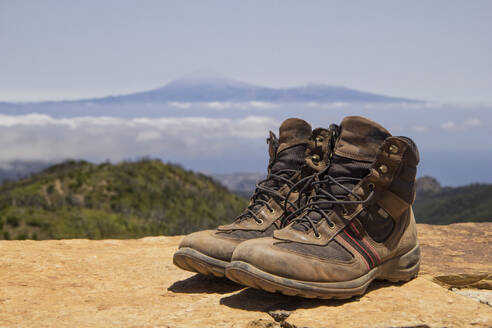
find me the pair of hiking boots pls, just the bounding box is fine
[173,116,421,299]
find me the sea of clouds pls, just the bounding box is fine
[0,114,279,162]
[0,101,491,185]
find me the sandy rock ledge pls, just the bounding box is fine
[0,223,491,327]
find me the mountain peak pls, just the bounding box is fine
[4,72,418,104]
[165,71,251,88]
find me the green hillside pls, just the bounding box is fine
[0,161,489,240]
[0,160,247,240]
[414,183,492,224]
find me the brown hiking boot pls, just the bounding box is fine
[226,116,421,298]
[173,118,338,277]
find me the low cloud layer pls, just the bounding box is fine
[0,114,278,163]
[0,109,490,174]
[440,118,481,131]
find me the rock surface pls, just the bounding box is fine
[0,223,491,328]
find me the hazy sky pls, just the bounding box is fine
[1,0,491,102]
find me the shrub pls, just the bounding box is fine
[6,215,20,227]
[17,232,29,240]
[47,184,55,194]
[26,218,43,228]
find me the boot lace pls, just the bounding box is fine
[234,168,299,224]
[282,169,375,237]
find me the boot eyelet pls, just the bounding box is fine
[368,183,375,190]
[256,219,264,225]
[268,208,275,213]
[379,164,388,174]
[389,144,399,154]
[315,136,324,143]
[314,233,321,239]
[311,154,321,164]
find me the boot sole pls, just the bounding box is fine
[225,244,420,299]
[173,247,229,277]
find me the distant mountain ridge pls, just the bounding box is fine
[211,172,265,197]
[0,160,54,183]
[3,73,417,105]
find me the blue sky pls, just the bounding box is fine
[1,0,491,102]
[1,1,491,185]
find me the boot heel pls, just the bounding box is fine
[377,244,420,282]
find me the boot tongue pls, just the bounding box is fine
[270,118,312,173]
[333,116,391,162]
[292,116,391,231]
[278,118,312,144]
[326,116,391,195]
[251,118,312,213]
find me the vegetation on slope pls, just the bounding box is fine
[0,159,247,240]
[1,162,490,240]
[413,183,492,225]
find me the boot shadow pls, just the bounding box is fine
[220,280,403,312]
[168,274,244,294]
